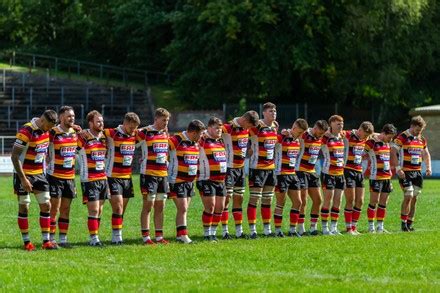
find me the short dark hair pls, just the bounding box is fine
[42,109,57,124]
[263,102,276,111]
[208,117,222,127]
[187,119,206,132]
[410,115,426,128]
[382,123,397,135]
[124,112,140,125]
[314,120,329,131]
[59,106,74,116]
[242,111,259,127]
[359,121,374,134]
[294,118,308,130]
[86,110,102,124]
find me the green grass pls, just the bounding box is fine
[1,176,440,291]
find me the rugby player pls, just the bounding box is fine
[365,124,397,233]
[247,102,279,238]
[105,112,140,244]
[47,106,78,248]
[198,117,228,242]
[391,116,431,231]
[343,122,374,234]
[273,119,308,237]
[168,120,205,244]
[137,108,171,245]
[77,110,107,246]
[221,111,259,239]
[296,120,328,235]
[11,110,58,250]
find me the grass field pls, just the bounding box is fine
[1,175,440,291]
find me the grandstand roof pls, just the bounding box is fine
[409,105,440,116]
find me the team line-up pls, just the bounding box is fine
[10,102,431,250]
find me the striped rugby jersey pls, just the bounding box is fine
[321,133,345,176]
[275,134,301,175]
[137,126,169,177]
[13,118,50,175]
[344,130,367,172]
[77,129,107,182]
[393,130,427,172]
[47,126,78,179]
[221,118,249,169]
[297,129,323,173]
[365,137,392,180]
[104,126,136,179]
[168,131,200,183]
[198,135,227,182]
[249,120,278,170]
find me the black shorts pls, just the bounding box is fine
[369,179,393,193]
[81,179,109,202]
[108,177,134,198]
[249,169,276,188]
[13,173,49,196]
[169,182,194,199]
[399,171,423,190]
[48,175,76,199]
[140,174,170,195]
[321,173,345,190]
[344,169,365,188]
[296,171,321,189]
[196,180,227,197]
[276,174,300,193]
[225,168,245,188]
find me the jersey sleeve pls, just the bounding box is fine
[249,126,258,136]
[222,123,232,134]
[14,126,31,148]
[365,139,374,151]
[168,136,177,151]
[393,134,404,150]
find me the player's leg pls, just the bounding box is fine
[399,176,413,232]
[308,173,322,235]
[321,175,333,235]
[154,183,168,244]
[287,184,302,237]
[36,190,55,249]
[352,172,365,233]
[377,192,390,233]
[175,183,193,244]
[232,169,246,238]
[367,180,380,233]
[274,186,287,237]
[200,182,215,240]
[344,171,355,233]
[247,169,263,238]
[48,176,61,243]
[212,184,227,240]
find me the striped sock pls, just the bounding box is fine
[39,212,50,243]
[18,213,30,244]
[58,217,69,243]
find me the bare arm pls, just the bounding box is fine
[11,145,32,192]
[423,147,432,176]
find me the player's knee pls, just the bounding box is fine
[413,186,422,197]
[403,186,414,197]
[35,192,50,205]
[18,195,31,206]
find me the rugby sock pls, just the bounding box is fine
[310,213,319,232]
[112,213,123,241]
[367,204,376,230]
[344,208,353,230]
[352,207,362,229]
[261,204,272,233]
[155,230,163,241]
[400,214,408,223]
[50,217,57,241]
[274,206,283,234]
[376,205,386,230]
[407,219,414,227]
[212,213,222,236]
[141,229,151,242]
[58,217,69,243]
[297,214,305,234]
[330,207,340,231]
[18,213,30,244]
[247,203,257,234]
[221,208,229,235]
[232,208,243,236]
[176,225,188,237]
[39,212,51,243]
[202,211,213,237]
[88,216,99,238]
[289,209,299,233]
[320,208,330,232]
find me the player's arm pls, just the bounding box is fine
[391,137,404,178]
[422,146,432,176]
[11,145,32,192]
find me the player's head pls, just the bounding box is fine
[40,109,57,131]
[86,110,104,132]
[207,117,223,139]
[291,118,308,137]
[357,121,374,140]
[312,120,329,138]
[59,106,75,128]
[241,110,259,129]
[123,112,140,135]
[381,123,397,142]
[328,115,344,133]
[262,102,276,122]
[154,108,170,131]
[409,115,426,136]
[187,119,206,142]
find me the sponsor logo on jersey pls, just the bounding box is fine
[309,146,320,155]
[183,154,199,165]
[120,144,135,155]
[353,146,364,155]
[35,142,49,153]
[237,138,248,148]
[264,139,277,149]
[213,151,227,162]
[60,146,76,157]
[91,150,106,161]
[153,142,168,153]
[287,149,299,157]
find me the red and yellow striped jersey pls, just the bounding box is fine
[249,120,278,170]
[394,130,427,171]
[275,134,301,175]
[13,118,49,175]
[365,137,391,180]
[168,132,200,183]
[77,130,107,182]
[137,126,169,177]
[298,129,323,173]
[47,126,78,179]
[104,126,136,179]
[344,130,367,172]
[198,135,227,182]
[321,133,345,176]
[221,119,249,169]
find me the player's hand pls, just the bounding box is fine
[281,129,289,136]
[426,169,432,177]
[21,177,33,192]
[397,169,405,179]
[247,148,253,157]
[72,124,82,132]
